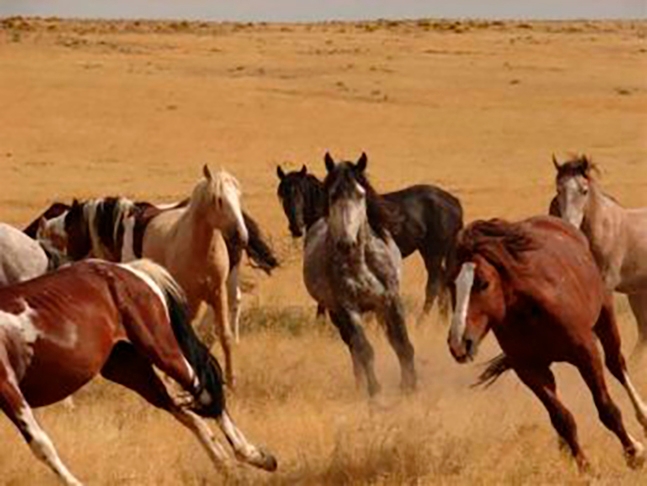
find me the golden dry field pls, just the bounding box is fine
[1,17,647,485]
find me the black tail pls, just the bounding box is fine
[243,211,279,274]
[164,287,226,417]
[472,353,512,388]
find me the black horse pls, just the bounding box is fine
[277,152,463,320]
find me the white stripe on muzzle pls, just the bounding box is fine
[449,262,475,351]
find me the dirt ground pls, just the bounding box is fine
[0,17,646,485]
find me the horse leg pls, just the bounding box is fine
[0,369,82,485]
[227,264,243,344]
[595,299,647,434]
[207,282,235,389]
[100,342,231,469]
[418,252,444,322]
[215,410,277,471]
[628,292,647,351]
[514,365,589,471]
[380,298,416,392]
[328,308,380,396]
[316,303,327,322]
[576,342,645,468]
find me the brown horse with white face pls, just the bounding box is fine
[0,259,275,485]
[550,155,647,348]
[448,216,647,471]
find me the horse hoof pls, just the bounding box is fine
[257,448,278,472]
[626,444,646,469]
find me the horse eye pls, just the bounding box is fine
[473,277,489,293]
[580,186,589,195]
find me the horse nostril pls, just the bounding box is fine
[464,338,474,357]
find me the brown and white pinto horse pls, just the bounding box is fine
[0,259,276,485]
[448,216,647,471]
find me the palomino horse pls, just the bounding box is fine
[35,166,248,387]
[28,195,278,345]
[277,154,463,321]
[550,155,647,348]
[0,222,66,286]
[303,153,416,396]
[0,258,276,486]
[448,216,647,471]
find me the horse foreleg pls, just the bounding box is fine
[595,298,647,434]
[0,375,82,486]
[576,343,645,468]
[628,292,647,352]
[514,365,589,471]
[207,283,235,389]
[418,253,444,323]
[381,298,417,392]
[217,410,277,471]
[227,265,242,344]
[329,308,380,396]
[100,343,231,470]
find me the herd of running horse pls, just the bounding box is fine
[0,152,646,483]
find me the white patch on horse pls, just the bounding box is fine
[117,263,169,319]
[0,301,40,344]
[449,262,476,351]
[121,215,136,262]
[328,182,366,246]
[84,200,106,259]
[16,405,83,486]
[37,213,67,251]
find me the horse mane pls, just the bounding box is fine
[455,218,538,278]
[191,169,241,211]
[84,197,137,260]
[323,162,402,241]
[555,154,599,181]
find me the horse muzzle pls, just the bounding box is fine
[448,336,477,364]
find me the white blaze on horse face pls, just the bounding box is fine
[0,302,40,345]
[558,176,588,229]
[449,262,476,358]
[329,182,367,246]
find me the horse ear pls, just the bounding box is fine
[552,154,561,171]
[71,198,80,209]
[300,164,307,176]
[276,165,286,180]
[357,152,368,172]
[203,164,213,181]
[37,216,47,236]
[324,152,335,173]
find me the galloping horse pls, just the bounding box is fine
[303,153,416,396]
[550,155,647,347]
[448,216,647,471]
[277,153,463,321]
[35,166,249,387]
[0,259,276,486]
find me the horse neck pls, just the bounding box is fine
[303,177,326,230]
[182,201,220,253]
[581,181,624,254]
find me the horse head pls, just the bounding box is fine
[195,165,248,244]
[552,154,598,229]
[276,163,309,237]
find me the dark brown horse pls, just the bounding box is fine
[448,216,647,471]
[0,259,276,485]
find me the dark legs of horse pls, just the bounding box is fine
[382,298,417,392]
[514,365,589,471]
[0,365,82,485]
[328,308,380,396]
[594,299,647,435]
[101,342,275,471]
[316,303,327,322]
[419,253,444,321]
[627,292,647,352]
[575,337,645,468]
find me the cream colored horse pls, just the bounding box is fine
[143,165,248,386]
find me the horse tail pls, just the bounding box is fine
[243,211,279,274]
[472,353,512,388]
[123,259,226,417]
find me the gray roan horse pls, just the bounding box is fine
[0,222,65,286]
[303,153,416,396]
[550,155,647,348]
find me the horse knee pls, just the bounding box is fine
[596,397,624,430]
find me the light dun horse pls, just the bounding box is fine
[0,259,276,486]
[551,155,647,347]
[449,217,647,471]
[36,166,248,387]
[303,153,416,396]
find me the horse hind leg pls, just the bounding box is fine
[100,342,231,470]
[0,370,82,485]
[628,292,647,353]
[514,365,589,471]
[227,265,243,344]
[418,253,444,323]
[595,299,647,434]
[576,340,645,468]
[207,281,235,389]
[328,308,381,396]
[380,298,417,392]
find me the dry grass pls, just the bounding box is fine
[0,17,646,485]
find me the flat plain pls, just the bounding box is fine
[0,17,646,485]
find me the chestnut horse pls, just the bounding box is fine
[0,259,276,486]
[550,155,647,348]
[448,216,647,471]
